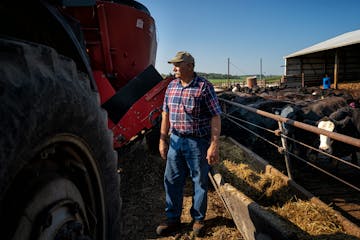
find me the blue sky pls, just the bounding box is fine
[138,0,360,76]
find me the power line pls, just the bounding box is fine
[229,61,248,75]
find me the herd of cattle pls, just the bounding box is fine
[219,86,360,171]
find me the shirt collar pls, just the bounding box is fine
[176,73,199,88]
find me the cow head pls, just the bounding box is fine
[280,105,297,135]
[317,118,335,154]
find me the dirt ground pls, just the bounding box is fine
[118,140,243,240]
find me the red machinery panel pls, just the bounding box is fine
[66,1,157,91]
[65,1,169,149]
[112,76,173,149]
[95,1,157,89]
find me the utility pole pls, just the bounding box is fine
[260,58,262,81]
[227,57,230,88]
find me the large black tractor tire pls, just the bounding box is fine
[0,39,121,240]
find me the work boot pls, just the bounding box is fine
[156,219,181,236]
[192,220,205,237]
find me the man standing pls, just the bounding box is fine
[156,51,222,237]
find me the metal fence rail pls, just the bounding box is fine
[219,97,360,193]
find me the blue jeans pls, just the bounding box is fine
[164,133,210,222]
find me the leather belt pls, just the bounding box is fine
[172,130,209,139]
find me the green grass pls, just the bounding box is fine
[209,79,244,85]
[210,76,281,87]
[265,76,282,83]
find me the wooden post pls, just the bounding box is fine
[301,72,305,88]
[334,51,339,89]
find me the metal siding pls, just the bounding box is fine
[285,29,360,58]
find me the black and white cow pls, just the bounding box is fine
[317,106,360,167]
[279,96,348,164]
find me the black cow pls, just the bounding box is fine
[222,95,267,141]
[223,96,290,168]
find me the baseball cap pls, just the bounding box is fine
[168,51,195,64]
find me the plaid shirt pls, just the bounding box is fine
[163,74,222,137]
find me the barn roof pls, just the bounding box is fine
[285,29,360,59]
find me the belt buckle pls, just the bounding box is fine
[173,131,188,137]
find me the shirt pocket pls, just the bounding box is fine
[183,97,195,113]
[183,90,201,115]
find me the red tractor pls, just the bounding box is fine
[0,1,171,239]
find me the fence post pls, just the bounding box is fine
[301,72,305,88]
[277,121,293,180]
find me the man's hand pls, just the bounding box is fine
[206,142,219,165]
[159,112,170,160]
[207,115,221,165]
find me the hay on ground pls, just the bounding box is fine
[216,137,347,239]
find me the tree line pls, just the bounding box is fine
[162,72,252,79]
[162,72,280,80]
